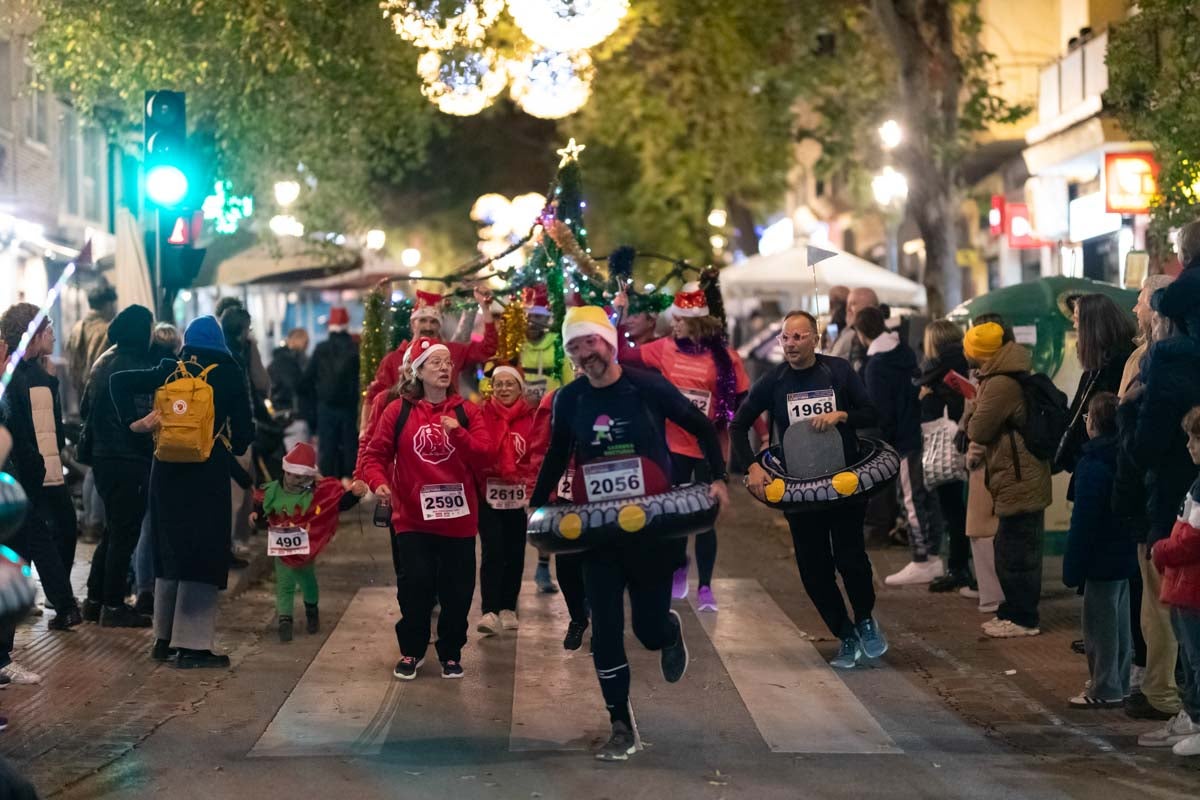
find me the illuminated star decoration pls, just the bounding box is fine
[556,138,586,168]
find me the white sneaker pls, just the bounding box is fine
[958,586,980,599]
[0,661,42,685]
[476,612,501,636]
[1174,732,1200,756]
[884,559,944,586]
[1130,665,1145,694]
[1139,711,1200,747]
[499,609,519,630]
[983,618,1040,638]
[978,602,1000,614]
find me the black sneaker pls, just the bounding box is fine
[176,649,231,669]
[393,656,423,680]
[81,597,102,623]
[0,672,11,689]
[1071,639,1085,655]
[47,605,83,631]
[928,570,971,593]
[229,554,250,569]
[660,609,688,683]
[100,604,152,628]
[563,619,588,651]
[1124,691,1175,721]
[151,639,177,662]
[278,616,294,643]
[441,660,464,679]
[133,592,154,616]
[304,603,319,635]
[595,720,638,761]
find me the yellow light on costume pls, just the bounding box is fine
[617,504,646,532]
[558,512,583,540]
[764,479,786,504]
[831,472,860,496]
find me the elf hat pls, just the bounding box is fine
[522,285,551,317]
[669,282,709,318]
[406,336,451,371]
[328,306,350,332]
[282,442,319,477]
[410,290,444,322]
[492,364,526,387]
[562,305,618,352]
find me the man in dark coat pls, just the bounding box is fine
[79,304,157,628]
[269,328,314,450]
[110,316,253,668]
[301,307,360,479]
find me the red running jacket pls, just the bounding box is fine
[1154,483,1200,610]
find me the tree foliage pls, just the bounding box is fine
[24,0,440,232]
[1106,0,1200,259]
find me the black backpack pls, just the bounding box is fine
[1001,371,1069,462]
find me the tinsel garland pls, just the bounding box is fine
[359,286,391,398]
[675,334,737,430]
[391,297,414,349]
[495,300,527,364]
[545,218,605,281]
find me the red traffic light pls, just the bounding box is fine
[167,215,189,245]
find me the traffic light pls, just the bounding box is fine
[147,210,206,289]
[144,90,190,208]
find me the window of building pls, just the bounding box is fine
[0,40,12,133]
[83,124,103,220]
[60,109,79,215]
[24,64,48,145]
[58,107,107,225]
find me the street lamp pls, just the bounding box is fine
[872,166,908,273]
[274,180,301,208]
[879,119,902,151]
[401,248,422,269]
[365,229,387,251]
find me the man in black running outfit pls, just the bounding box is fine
[530,305,729,762]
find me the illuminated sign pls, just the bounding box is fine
[202,181,254,235]
[1006,202,1045,249]
[1104,152,1159,214]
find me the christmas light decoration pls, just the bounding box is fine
[359,285,392,397]
[508,48,594,120]
[381,0,505,50]
[417,48,507,116]
[508,0,629,52]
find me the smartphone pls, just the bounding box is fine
[373,500,392,528]
[943,370,977,400]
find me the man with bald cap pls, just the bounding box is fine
[829,287,878,374]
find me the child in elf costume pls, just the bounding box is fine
[253,443,366,642]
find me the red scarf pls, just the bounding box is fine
[488,396,532,480]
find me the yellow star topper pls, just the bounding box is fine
[556,137,586,168]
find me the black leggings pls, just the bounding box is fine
[669,453,717,586]
[557,552,587,623]
[936,481,970,573]
[785,502,875,638]
[584,543,678,725]
[392,532,476,663]
[478,505,528,614]
[87,461,150,606]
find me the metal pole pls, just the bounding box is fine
[153,208,161,319]
[886,216,899,273]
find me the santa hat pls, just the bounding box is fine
[522,285,551,317]
[562,305,618,352]
[328,306,350,332]
[410,290,444,322]
[669,282,709,318]
[492,364,526,387]
[282,442,319,477]
[406,336,451,371]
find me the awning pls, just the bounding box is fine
[300,261,410,291]
[200,235,362,286]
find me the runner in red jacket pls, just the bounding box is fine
[475,366,539,637]
[358,337,494,681]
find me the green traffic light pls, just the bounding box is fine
[146,164,189,207]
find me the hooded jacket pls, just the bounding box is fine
[79,305,156,464]
[479,396,539,500]
[964,341,1052,516]
[359,394,493,537]
[863,332,922,455]
[1153,476,1200,610]
[1,357,64,495]
[916,341,969,423]
[1063,435,1137,588]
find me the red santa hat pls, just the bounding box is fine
[282,442,319,477]
[521,285,551,317]
[410,290,444,322]
[669,282,709,318]
[328,306,350,332]
[405,336,451,371]
[492,364,526,387]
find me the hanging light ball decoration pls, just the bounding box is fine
[508,48,594,120]
[381,0,505,50]
[507,0,630,51]
[417,48,508,116]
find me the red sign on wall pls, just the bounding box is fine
[1105,152,1159,214]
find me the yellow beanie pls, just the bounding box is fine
[562,305,618,352]
[963,322,1004,361]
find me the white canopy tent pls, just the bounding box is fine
[720,244,927,314]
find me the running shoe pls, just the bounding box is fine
[0,673,10,689]
[1174,732,1200,757]
[1068,693,1123,709]
[441,660,465,679]
[958,586,980,599]
[499,610,519,630]
[660,610,688,683]
[884,559,944,586]
[855,618,888,659]
[595,720,638,762]
[982,618,1040,638]
[929,569,971,593]
[534,562,559,594]
[696,585,717,612]
[1124,692,1174,721]
[47,605,83,631]
[0,662,41,685]
[393,656,424,680]
[563,619,588,651]
[1138,711,1200,747]
[830,634,861,670]
[278,616,294,643]
[477,612,501,636]
[671,564,689,600]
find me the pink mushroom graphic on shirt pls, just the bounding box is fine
[591,414,614,445]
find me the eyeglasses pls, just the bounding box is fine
[777,332,816,344]
[422,358,452,369]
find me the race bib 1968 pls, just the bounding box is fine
[786,389,836,425]
[268,525,310,557]
[681,388,712,416]
[486,478,527,510]
[582,458,645,502]
[420,483,470,521]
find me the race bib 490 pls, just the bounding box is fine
[268,525,310,557]
[786,389,836,425]
[420,483,470,521]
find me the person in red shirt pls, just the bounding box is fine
[622,283,750,612]
[358,337,494,681]
[475,366,539,636]
[363,286,498,416]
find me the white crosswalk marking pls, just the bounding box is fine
[509,581,609,751]
[250,587,403,757]
[689,578,900,754]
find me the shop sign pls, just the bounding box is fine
[1104,152,1158,214]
